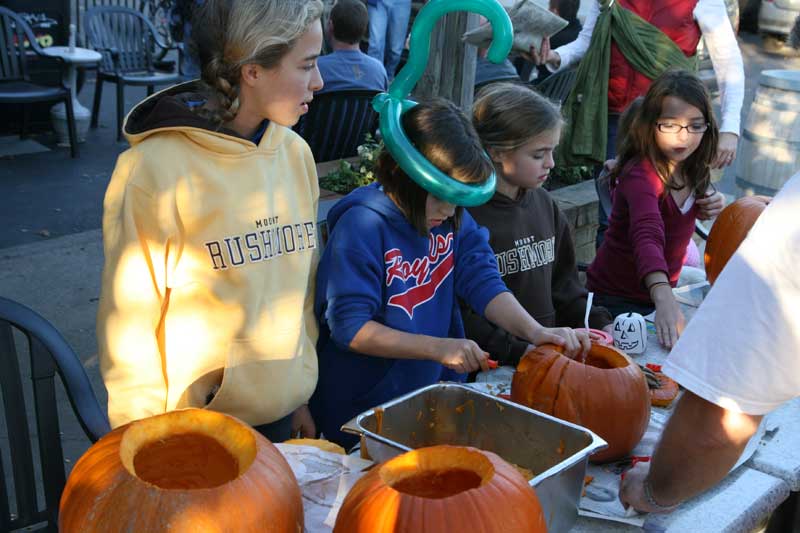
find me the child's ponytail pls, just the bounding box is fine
[202,55,240,123]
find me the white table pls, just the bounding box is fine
[470,283,794,532]
[742,397,800,493]
[41,46,102,145]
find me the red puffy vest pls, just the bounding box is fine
[608,0,701,113]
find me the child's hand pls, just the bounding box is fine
[434,338,490,373]
[291,404,316,439]
[696,190,725,220]
[533,327,591,358]
[652,290,686,348]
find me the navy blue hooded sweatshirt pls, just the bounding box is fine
[309,183,508,447]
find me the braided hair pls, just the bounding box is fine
[189,0,323,125]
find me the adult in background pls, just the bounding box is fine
[366,0,412,81]
[317,0,388,94]
[515,0,583,84]
[620,171,800,512]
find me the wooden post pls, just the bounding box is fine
[412,12,481,112]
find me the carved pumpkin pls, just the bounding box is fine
[612,312,647,355]
[333,445,547,533]
[59,409,303,532]
[511,343,650,463]
[704,195,771,284]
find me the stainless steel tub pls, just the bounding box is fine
[342,383,607,533]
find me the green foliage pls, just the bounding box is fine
[546,164,594,190]
[319,135,383,195]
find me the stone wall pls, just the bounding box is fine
[550,179,600,266]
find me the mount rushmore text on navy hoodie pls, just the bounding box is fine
[309,183,509,447]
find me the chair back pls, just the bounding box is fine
[0,297,110,532]
[85,5,159,74]
[0,7,42,83]
[295,89,380,163]
[534,67,577,106]
[76,0,142,44]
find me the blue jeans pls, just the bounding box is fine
[367,0,412,80]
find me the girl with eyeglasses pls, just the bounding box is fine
[586,69,720,349]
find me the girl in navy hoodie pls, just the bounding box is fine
[310,99,590,448]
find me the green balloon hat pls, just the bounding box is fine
[372,0,513,207]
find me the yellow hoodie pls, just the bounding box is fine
[98,83,319,429]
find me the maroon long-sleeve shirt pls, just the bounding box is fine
[587,158,697,303]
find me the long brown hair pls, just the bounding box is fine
[377,99,494,236]
[189,0,323,124]
[610,69,718,197]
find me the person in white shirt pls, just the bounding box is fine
[620,171,800,512]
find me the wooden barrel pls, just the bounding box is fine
[737,70,800,197]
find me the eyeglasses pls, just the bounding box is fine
[656,122,709,134]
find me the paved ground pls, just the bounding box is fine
[1,30,799,511]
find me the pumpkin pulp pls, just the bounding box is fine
[391,468,483,498]
[134,432,239,489]
[579,344,630,369]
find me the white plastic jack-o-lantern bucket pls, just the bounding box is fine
[612,312,647,355]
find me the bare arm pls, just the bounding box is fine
[349,320,490,373]
[644,271,685,348]
[620,391,762,511]
[483,292,590,357]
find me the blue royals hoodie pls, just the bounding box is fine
[309,183,509,447]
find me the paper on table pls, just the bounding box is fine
[672,281,711,307]
[462,0,568,54]
[578,403,767,527]
[275,443,373,532]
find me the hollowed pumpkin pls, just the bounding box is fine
[59,408,303,532]
[333,445,547,533]
[704,195,771,284]
[511,343,650,463]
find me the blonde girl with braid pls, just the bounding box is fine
[97,0,324,442]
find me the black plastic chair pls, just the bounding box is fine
[0,296,110,532]
[533,67,577,106]
[295,89,380,163]
[85,5,181,140]
[0,7,79,157]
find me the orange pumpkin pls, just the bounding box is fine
[333,445,547,533]
[59,408,303,532]
[650,372,680,408]
[704,195,771,284]
[511,343,650,463]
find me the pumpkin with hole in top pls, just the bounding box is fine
[59,408,303,532]
[333,445,547,533]
[704,195,771,284]
[511,343,649,463]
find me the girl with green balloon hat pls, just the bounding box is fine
[309,0,590,449]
